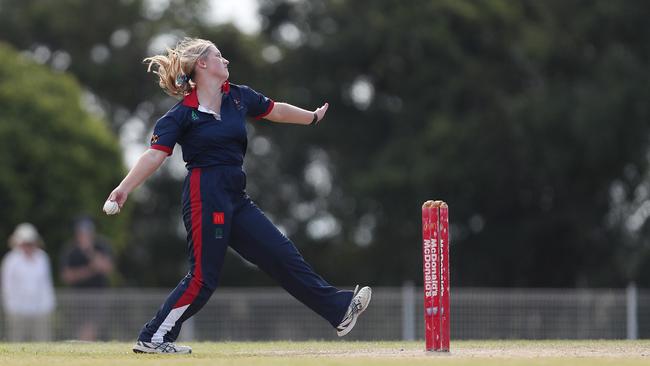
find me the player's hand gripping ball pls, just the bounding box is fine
[103,200,120,215]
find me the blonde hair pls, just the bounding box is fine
[143,37,214,98]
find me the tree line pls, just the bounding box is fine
[1,0,649,287]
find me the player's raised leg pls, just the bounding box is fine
[229,197,371,335]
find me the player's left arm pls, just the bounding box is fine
[264,102,329,125]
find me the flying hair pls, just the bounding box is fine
[143,37,214,98]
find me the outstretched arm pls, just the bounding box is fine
[264,102,329,125]
[105,148,168,210]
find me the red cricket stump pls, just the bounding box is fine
[439,202,450,351]
[422,200,450,352]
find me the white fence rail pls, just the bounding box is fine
[1,286,647,341]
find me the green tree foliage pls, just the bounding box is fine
[3,0,650,288]
[0,0,267,286]
[0,43,127,281]
[0,0,211,113]
[256,0,650,287]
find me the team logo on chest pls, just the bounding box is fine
[233,98,243,111]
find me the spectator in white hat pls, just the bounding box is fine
[1,223,56,341]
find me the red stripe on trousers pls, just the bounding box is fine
[173,168,203,309]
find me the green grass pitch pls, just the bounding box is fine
[0,340,648,366]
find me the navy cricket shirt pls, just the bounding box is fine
[150,81,274,168]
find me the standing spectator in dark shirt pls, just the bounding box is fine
[60,217,114,339]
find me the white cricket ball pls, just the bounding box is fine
[103,200,120,215]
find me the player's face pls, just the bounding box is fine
[203,45,229,80]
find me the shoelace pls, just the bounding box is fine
[352,298,364,312]
[155,342,177,352]
[337,297,364,331]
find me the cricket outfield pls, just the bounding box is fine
[0,340,648,366]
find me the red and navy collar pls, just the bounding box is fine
[182,81,230,108]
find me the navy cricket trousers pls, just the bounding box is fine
[138,166,353,343]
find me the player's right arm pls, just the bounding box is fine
[106,148,167,208]
[106,109,182,210]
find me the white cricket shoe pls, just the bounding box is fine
[336,285,372,337]
[133,340,192,354]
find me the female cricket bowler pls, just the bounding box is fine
[104,38,371,354]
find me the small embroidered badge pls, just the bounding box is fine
[213,212,225,224]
